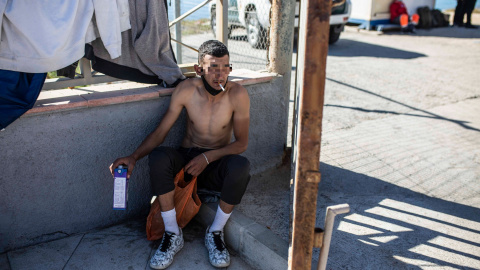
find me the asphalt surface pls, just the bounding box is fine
[3,26,480,270]
[235,25,480,269]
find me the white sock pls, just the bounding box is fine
[209,206,232,232]
[161,208,179,235]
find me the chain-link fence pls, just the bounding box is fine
[168,0,271,71]
[42,0,270,90]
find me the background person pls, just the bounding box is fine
[453,0,478,28]
[454,0,466,26]
[390,0,420,32]
[464,0,478,28]
[110,40,251,269]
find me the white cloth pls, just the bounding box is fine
[209,206,232,232]
[85,0,131,43]
[0,0,122,73]
[161,208,180,235]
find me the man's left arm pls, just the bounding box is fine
[184,87,250,176]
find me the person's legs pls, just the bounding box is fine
[411,13,420,25]
[399,14,409,28]
[454,0,466,26]
[198,154,251,268]
[393,14,410,32]
[198,154,251,207]
[149,147,187,200]
[392,16,401,25]
[148,147,188,269]
[465,0,478,27]
[149,147,190,233]
[209,202,233,232]
[406,14,419,33]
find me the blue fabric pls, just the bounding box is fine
[0,70,47,129]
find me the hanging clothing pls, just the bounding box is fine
[89,0,185,86]
[85,44,176,85]
[0,70,47,129]
[85,0,131,44]
[56,61,79,79]
[0,0,122,73]
[56,0,131,79]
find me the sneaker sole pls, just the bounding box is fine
[209,259,230,268]
[149,242,184,270]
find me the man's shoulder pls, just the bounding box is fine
[227,81,249,110]
[175,77,201,90]
[227,81,248,97]
[172,77,201,96]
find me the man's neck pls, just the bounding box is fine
[201,76,228,97]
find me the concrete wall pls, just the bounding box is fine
[0,76,287,253]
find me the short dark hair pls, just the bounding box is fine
[198,40,230,64]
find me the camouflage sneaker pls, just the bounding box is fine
[150,228,184,269]
[205,226,230,268]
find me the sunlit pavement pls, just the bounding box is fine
[3,27,479,270]
[285,27,480,269]
[178,27,480,269]
[310,98,480,269]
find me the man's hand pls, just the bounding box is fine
[184,153,209,177]
[109,156,136,179]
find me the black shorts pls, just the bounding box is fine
[148,146,251,205]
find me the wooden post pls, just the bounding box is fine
[216,0,228,46]
[289,0,331,269]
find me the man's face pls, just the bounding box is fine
[199,54,231,90]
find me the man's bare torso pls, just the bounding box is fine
[179,77,240,149]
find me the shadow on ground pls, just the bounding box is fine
[324,78,480,132]
[314,163,480,269]
[235,163,291,242]
[327,39,426,59]
[383,25,480,39]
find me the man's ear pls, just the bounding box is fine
[194,64,203,75]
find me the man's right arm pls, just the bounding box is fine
[109,81,189,178]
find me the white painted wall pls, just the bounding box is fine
[351,0,435,21]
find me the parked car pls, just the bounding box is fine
[210,0,352,48]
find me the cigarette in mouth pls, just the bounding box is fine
[219,84,225,91]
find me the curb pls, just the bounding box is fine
[195,203,288,270]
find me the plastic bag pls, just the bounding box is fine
[146,169,202,240]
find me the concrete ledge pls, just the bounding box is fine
[195,203,288,270]
[0,69,287,253]
[26,69,276,116]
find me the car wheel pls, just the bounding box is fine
[246,11,267,49]
[211,9,232,39]
[329,25,342,44]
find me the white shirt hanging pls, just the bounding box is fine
[0,0,123,73]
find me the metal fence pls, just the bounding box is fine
[170,0,271,71]
[43,0,271,90]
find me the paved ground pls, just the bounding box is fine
[1,219,252,270]
[313,98,480,269]
[294,26,480,269]
[2,25,480,270]
[236,25,480,269]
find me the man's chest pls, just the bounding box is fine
[185,99,234,130]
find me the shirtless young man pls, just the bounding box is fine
[110,40,250,269]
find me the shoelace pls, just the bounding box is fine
[160,232,174,252]
[212,232,226,252]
